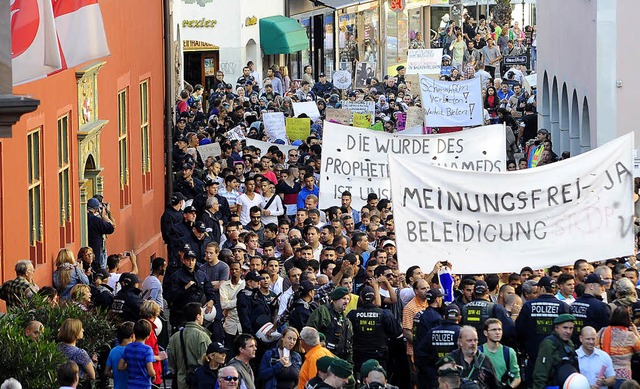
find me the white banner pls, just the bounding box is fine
[319,121,506,209]
[245,138,298,158]
[419,76,483,127]
[197,142,222,161]
[263,112,287,142]
[389,133,635,274]
[293,101,321,121]
[340,100,375,117]
[406,49,443,75]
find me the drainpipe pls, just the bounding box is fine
[163,0,174,203]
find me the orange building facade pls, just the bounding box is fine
[1,0,167,305]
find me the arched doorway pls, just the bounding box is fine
[80,153,102,247]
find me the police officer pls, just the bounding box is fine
[462,280,512,345]
[516,276,571,386]
[236,270,272,336]
[570,273,611,345]
[532,314,579,389]
[109,272,143,322]
[307,286,354,363]
[417,304,462,389]
[347,286,403,376]
[167,250,216,329]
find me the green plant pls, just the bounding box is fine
[493,0,513,27]
[0,316,66,388]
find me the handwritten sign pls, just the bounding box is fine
[263,112,287,142]
[419,76,483,127]
[394,112,407,132]
[326,108,352,125]
[353,113,373,128]
[197,142,222,161]
[340,100,375,124]
[226,126,245,140]
[406,49,443,74]
[293,101,321,121]
[332,70,352,89]
[286,118,311,141]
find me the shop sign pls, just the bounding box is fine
[245,16,257,26]
[390,0,405,11]
[182,18,218,28]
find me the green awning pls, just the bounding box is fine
[259,16,309,55]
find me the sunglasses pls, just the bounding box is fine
[221,376,239,382]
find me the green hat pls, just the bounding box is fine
[436,355,456,369]
[329,358,353,379]
[554,314,576,325]
[438,367,462,378]
[316,356,335,373]
[330,287,350,300]
[319,332,326,343]
[359,359,386,379]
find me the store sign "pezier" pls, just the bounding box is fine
[182,18,218,28]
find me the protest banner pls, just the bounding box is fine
[419,76,483,127]
[197,142,222,161]
[332,70,352,89]
[352,113,372,128]
[263,112,287,142]
[388,133,635,274]
[326,108,352,125]
[226,126,245,140]
[293,101,321,121]
[406,48,443,74]
[340,100,374,124]
[286,118,311,141]
[245,138,298,157]
[319,121,506,209]
[394,112,407,132]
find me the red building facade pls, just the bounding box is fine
[1,0,167,306]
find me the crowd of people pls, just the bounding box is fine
[0,15,636,389]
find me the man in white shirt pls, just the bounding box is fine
[576,326,616,389]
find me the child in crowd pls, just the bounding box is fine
[105,321,135,389]
[118,319,156,389]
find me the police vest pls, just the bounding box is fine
[430,327,458,361]
[325,309,350,359]
[529,300,563,335]
[351,307,386,355]
[570,301,589,336]
[462,300,494,332]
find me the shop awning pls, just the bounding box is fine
[259,16,309,55]
[312,0,375,9]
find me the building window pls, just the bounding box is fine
[28,128,44,264]
[140,80,152,192]
[118,88,131,207]
[58,114,73,245]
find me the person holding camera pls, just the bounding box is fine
[479,319,521,388]
[87,196,116,270]
[447,326,500,389]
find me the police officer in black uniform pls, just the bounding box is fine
[167,250,216,329]
[571,273,611,345]
[347,286,403,376]
[462,280,513,345]
[416,303,462,389]
[109,272,143,322]
[516,276,571,386]
[236,270,273,337]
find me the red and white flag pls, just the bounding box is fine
[11,0,62,85]
[11,0,110,86]
[52,0,110,69]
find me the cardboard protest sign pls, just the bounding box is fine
[293,101,321,121]
[406,106,424,129]
[286,118,311,141]
[197,142,222,161]
[245,138,298,157]
[226,126,245,140]
[332,70,352,89]
[419,76,483,127]
[326,108,352,125]
[406,49,443,74]
[389,133,635,274]
[263,112,287,142]
[352,113,372,128]
[319,121,506,209]
[394,112,407,132]
[340,100,375,116]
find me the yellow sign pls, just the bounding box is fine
[245,16,257,26]
[286,118,311,141]
[183,40,219,52]
[182,18,218,28]
[353,113,372,128]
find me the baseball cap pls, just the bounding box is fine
[535,276,556,289]
[183,205,197,213]
[94,268,110,280]
[360,286,375,303]
[445,304,461,319]
[426,288,443,302]
[184,250,197,259]
[585,273,608,285]
[299,280,315,294]
[245,270,261,282]
[474,280,488,294]
[382,240,396,248]
[87,198,101,210]
[194,221,207,232]
[119,272,141,286]
[170,192,187,206]
[233,243,247,252]
[206,342,229,354]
